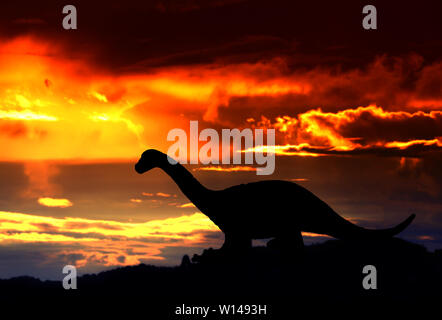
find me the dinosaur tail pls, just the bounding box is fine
[330,213,416,240]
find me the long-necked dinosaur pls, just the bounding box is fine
[135,149,415,251]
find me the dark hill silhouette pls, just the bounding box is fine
[0,239,440,317]
[135,149,415,252]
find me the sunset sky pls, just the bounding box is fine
[0,0,441,280]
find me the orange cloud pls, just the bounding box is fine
[0,37,314,162]
[243,144,323,157]
[385,139,442,149]
[193,166,257,172]
[142,192,175,198]
[0,36,441,166]
[38,197,73,208]
[248,105,442,156]
[302,232,331,238]
[0,210,222,268]
[0,210,219,242]
[156,192,172,198]
[179,203,196,208]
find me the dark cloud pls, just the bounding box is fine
[214,55,442,131]
[0,163,28,210]
[31,222,59,232]
[87,254,109,265]
[125,248,147,256]
[57,252,86,265]
[0,242,91,280]
[12,18,46,25]
[336,111,442,144]
[0,0,440,71]
[415,62,442,99]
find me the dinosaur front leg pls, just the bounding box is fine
[221,232,252,252]
[191,232,251,263]
[267,229,304,252]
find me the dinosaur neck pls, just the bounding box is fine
[159,160,211,208]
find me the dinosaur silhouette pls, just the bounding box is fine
[135,149,415,251]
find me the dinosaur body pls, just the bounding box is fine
[135,149,415,251]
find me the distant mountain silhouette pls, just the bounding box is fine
[1,239,440,316]
[135,149,415,253]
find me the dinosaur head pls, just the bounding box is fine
[135,149,165,174]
